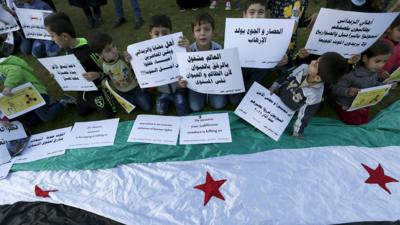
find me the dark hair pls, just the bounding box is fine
[362,40,392,60]
[192,12,215,31]
[243,0,266,12]
[318,52,348,84]
[389,15,400,29]
[149,14,172,31]
[89,33,113,54]
[44,12,76,38]
[325,0,351,10]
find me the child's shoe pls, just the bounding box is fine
[209,0,217,9]
[225,1,231,10]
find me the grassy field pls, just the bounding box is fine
[13,0,399,133]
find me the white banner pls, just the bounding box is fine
[179,113,232,145]
[127,32,186,88]
[15,8,53,40]
[224,18,295,68]
[0,121,27,141]
[128,115,180,146]
[38,55,97,91]
[0,19,19,35]
[305,8,399,58]
[177,48,245,94]
[235,82,295,141]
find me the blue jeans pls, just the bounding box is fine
[26,94,65,125]
[188,90,227,112]
[113,0,142,19]
[156,90,189,116]
[118,87,151,112]
[20,39,60,58]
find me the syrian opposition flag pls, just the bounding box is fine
[1,102,400,225]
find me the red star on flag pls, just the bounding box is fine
[194,171,226,206]
[34,185,58,198]
[362,163,398,194]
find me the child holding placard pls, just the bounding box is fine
[332,41,392,125]
[183,12,229,112]
[89,33,152,112]
[44,12,117,118]
[126,14,190,116]
[382,15,400,74]
[269,52,347,138]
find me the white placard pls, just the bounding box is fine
[235,82,295,141]
[128,115,180,145]
[127,32,186,88]
[0,121,27,141]
[15,8,53,40]
[38,55,98,91]
[224,18,295,68]
[177,48,245,94]
[0,141,11,165]
[15,127,71,164]
[0,158,14,180]
[179,113,232,145]
[347,84,392,112]
[305,8,399,58]
[5,32,13,45]
[0,19,19,34]
[68,118,119,149]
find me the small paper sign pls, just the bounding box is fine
[384,67,400,83]
[0,121,27,141]
[0,83,46,119]
[15,8,53,40]
[104,80,135,113]
[347,84,392,111]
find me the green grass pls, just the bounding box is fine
[15,0,400,133]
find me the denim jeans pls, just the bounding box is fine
[188,90,227,112]
[26,94,65,125]
[113,0,142,19]
[156,90,189,116]
[20,39,60,58]
[118,87,151,112]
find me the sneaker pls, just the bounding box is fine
[179,7,186,12]
[134,17,144,30]
[209,0,217,9]
[59,94,77,108]
[225,1,231,10]
[112,17,126,28]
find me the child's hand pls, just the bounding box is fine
[347,87,360,97]
[177,76,188,88]
[379,70,390,80]
[297,48,310,59]
[124,51,132,62]
[0,119,11,128]
[2,87,13,96]
[276,54,288,67]
[347,54,361,65]
[83,72,100,81]
[178,36,190,51]
[268,86,276,95]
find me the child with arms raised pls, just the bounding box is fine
[332,41,392,125]
[270,52,348,138]
[44,12,116,118]
[89,33,152,112]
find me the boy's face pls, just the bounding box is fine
[243,4,266,18]
[307,59,322,83]
[193,22,213,48]
[149,26,171,39]
[388,25,400,42]
[100,43,119,62]
[363,54,390,72]
[46,28,69,49]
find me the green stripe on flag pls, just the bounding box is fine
[12,101,400,172]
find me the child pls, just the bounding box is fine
[89,33,152,112]
[270,52,348,138]
[332,41,392,125]
[147,14,190,116]
[14,0,60,58]
[185,12,227,112]
[381,15,400,74]
[0,34,76,126]
[44,12,116,118]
